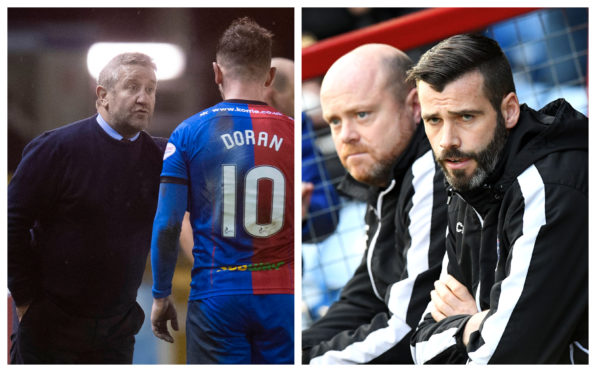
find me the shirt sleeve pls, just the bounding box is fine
[304,150,448,364]
[410,249,471,364]
[302,255,390,363]
[8,133,61,306]
[151,122,191,298]
[160,122,190,181]
[467,165,588,363]
[150,181,189,298]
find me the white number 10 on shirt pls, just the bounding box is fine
[222,165,286,238]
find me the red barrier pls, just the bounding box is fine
[303,7,539,81]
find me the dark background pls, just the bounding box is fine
[7,7,294,363]
[8,7,294,174]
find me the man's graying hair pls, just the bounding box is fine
[97,52,157,91]
[406,33,516,112]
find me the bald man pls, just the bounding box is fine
[264,57,341,242]
[264,57,295,117]
[302,44,447,364]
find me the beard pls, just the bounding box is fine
[348,155,395,187]
[436,112,508,192]
[341,142,399,188]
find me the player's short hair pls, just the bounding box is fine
[406,33,515,112]
[383,51,415,105]
[98,52,157,91]
[216,17,274,81]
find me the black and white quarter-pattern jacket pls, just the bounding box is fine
[302,124,448,364]
[410,99,588,364]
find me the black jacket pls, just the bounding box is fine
[411,99,588,364]
[303,124,448,363]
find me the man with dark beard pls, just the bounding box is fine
[407,34,588,364]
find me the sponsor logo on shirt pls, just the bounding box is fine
[163,142,176,160]
[201,106,286,116]
[216,261,285,272]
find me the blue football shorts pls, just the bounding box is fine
[186,293,294,364]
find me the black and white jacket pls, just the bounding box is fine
[410,99,588,364]
[303,124,448,364]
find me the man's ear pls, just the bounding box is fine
[501,92,520,129]
[405,87,421,124]
[96,86,108,108]
[264,67,276,88]
[213,62,223,85]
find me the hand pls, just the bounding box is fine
[463,310,489,346]
[430,274,478,322]
[16,303,30,322]
[302,182,314,220]
[151,296,179,343]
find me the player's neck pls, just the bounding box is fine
[220,81,266,102]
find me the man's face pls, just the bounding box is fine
[105,64,156,136]
[418,70,507,192]
[321,69,416,187]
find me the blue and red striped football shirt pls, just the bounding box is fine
[161,100,294,300]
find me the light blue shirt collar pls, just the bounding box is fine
[96,113,140,141]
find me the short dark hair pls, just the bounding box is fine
[407,34,515,111]
[216,17,274,80]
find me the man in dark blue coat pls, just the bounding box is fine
[8,52,166,364]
